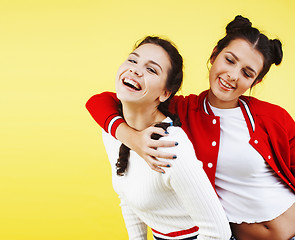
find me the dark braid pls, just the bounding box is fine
[116,144,130,176]
[116,103,181,176]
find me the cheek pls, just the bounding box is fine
[148,77,166,93]
[117,63,127,75]
[238,79,254,92]
[209,61,221,79]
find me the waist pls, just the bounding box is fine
[231,202,295,240]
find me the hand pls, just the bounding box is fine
[132,126,177,174]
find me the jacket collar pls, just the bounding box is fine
[201,91,255,135]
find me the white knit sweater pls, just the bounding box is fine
[102,118,231,240]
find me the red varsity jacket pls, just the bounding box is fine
[86,90,295,192]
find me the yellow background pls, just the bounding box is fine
[1,0,295,239]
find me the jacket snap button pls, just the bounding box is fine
[254,140,258,144]
[212,119,217,124]
[212,141,216,146]
[208,163,213,168]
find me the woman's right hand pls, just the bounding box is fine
[116,124,177,173]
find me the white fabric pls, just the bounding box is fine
[102,117,231,240]
[211,105,295,224]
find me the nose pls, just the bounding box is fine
[129,67,143,77]
[227,68,239,82]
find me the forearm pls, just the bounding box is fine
[115,122,138,149]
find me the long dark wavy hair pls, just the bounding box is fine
[116,36,183,176]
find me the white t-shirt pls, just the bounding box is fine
[211,105,295,223]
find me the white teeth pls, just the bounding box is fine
[123,78,141,90]
[220,78,233,89]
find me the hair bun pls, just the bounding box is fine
[226,15,252,34]
[270,39,283,65]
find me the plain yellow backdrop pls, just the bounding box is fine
[1,0,295,239]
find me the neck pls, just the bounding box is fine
[121,102,166,131]
[207,89,239,109]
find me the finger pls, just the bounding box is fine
[146,126,168,136]
[146,159,166,174]
[150,157,172,168]
[149,139,178,148]
[147,148,177,160]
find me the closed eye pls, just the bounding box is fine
[243,70,252,78]
[128,59,137,64]
[226,57,234,64]
[147,67,157,74]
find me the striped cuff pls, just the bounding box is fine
[106,115,124,138]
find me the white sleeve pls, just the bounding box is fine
[120,198,148,240]
[162,129,231,240]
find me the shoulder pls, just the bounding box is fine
[171,90,208,111]
[242,96,295,131]
[163,125,192,145]
[160,126,202,165]
[173,90,207,103]
[243,96,293,120]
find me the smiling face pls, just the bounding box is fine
[208,38,264,109]
[115,43,172,108]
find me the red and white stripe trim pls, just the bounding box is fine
[151,226,199,240]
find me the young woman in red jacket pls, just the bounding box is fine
[86,16,295,240]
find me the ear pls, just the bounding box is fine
[210,46,218,64]
[159,89,172,103]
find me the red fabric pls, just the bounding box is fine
[85,90,295,192]
[151,226,199,237]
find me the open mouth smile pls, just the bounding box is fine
[123,77,142,91]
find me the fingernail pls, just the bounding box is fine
[166,164,171,167]
[175,142,178,146]
[165,131,169,134]
[173,155,177,159]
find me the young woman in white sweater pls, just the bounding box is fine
[87,36,231,240]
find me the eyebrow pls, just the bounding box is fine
[227,51,257,75]
[129,52,163,71]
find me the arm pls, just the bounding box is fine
[86,92,177,173]
[120,199,148,240]
[86,92,123,137]
[163,129,231,239]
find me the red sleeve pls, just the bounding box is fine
[85,92,124,138]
